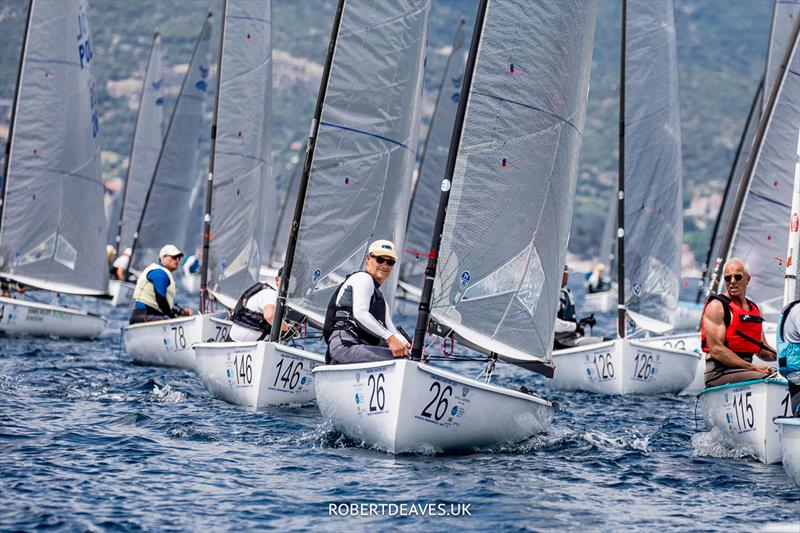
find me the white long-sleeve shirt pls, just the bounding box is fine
[334,272,400,342]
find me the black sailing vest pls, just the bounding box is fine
[558,287,577,324]
[323,272,387,346]
[230,282,276,340]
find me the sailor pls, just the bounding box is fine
[700,258,776,387]
[777,298,800,416]
[554,265,600,350]
[227,267,293,342]
[129,244,194,324]
[110,248,133,281]
[323,239,410,364]
[586,263,611,294]
[182,249,201,276]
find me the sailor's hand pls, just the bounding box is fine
[751,364,772,375]
[388,335,410,357]
[182,308,194,317]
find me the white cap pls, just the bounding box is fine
[159,244,183,258]
[123,248,133,256]
[368,239,398,261]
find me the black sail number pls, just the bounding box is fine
[593,352,615,380]
[732,391,755,431]
[233,353,253,385]
[170,325,186,350]
[273,358,304,390]
[368,373,386,412]
[633,352,654,380]
[421,381,453,421]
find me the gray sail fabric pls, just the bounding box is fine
[0,0,108,295]
[183,169,205,257]
[430,0,597,363]
[207,0,272,308]
[622,0,684,327]
[285,0,430,326]
[117,35,164,252]
[269,155,302,269]
[729,29,800,314]
[131,16,212,272]
[599,188,618,272]
[401,22,468,291]
[763,1,800,113]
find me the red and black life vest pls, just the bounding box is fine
[700,294,764,357]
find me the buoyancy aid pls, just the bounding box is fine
[323,272,387,346]
[778,299,800,374]
[230,282,275,339]
[558,287,577,324]
[700,294,764,357]
[132,263,175,312]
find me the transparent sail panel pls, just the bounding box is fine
[730,30,800,315]
[0,0,108,295]
[208,0,273,306]
[401,22,468,291]
[286,0,430,325]
[119,35,164,252]
[269,156,302,268]
[132,16,211,272]
[431,0,597,363]
[623,0,683,326]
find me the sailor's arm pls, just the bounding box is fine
[554,317,577,333]
[758,328,776,361]
[383,303,410,356]
[704,300,769,372]
[263,302,289,332]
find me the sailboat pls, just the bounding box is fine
[195,0,429,408]
[397,18,468,303]
[312,0,597,453]
[696,15,799,465]
[108,33,165,307]
[551,0,701,395]
[0,0,107,339]
[122,14,230,369]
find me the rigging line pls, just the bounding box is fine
[470,90,580,133]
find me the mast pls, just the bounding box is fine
[410,0,487,360]
[269,0,345,342]
[710,16,800,295]
[617,0,627,339]
[697,77,763,303]
[200,3,228,313]
[785,130,800,305]
[114,32,160,252]
[0,0,33,242]
[125,13,213,280]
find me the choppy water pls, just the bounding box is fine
[1,284,798,531]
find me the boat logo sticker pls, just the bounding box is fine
[354,393,360,405]
[355,373,361,383]
[633,282,641,296]
[460,271,470,288]
[312,269,321,283]
[462,387,469,397]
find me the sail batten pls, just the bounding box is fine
[0,0,108,296]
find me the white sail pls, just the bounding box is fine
[729,27,800,314]
[622,0,684,327]
[131,15,212,273]
[430,0,597,366]
[116,34,164,252]
[269,156,302,269]
[285,0,430,326]
[206,0,272,308]
[0,0,107,295]
[401,21,468,291]
[763,0,800,112]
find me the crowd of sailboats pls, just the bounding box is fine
[0,0,798,484]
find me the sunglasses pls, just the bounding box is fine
[370,254,396,266]
[724,274,744,283]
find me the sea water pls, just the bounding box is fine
[1,283,797,531]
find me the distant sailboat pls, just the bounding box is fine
[0,0,106,338]
[108,33,165,307]
[551,0,702,395]
[312,0,596,453]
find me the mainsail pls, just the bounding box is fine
[204,0,272,310]
[401,19,468,292]
[763,0,800,112]
[728,23,800,314]
[130,14,212,273]
[428,0,597,367]
[622,0,684,327]
[115,33,164,253]
[0,0,107,296]
[284,0,430,326]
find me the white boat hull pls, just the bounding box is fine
[313,359,554,454]
[194,341,324,408]
[550,337,701,395]
[0,296,105,339]
[775,417,800,485]
[699,379,790,464]
[181,273,200,294]
[582,288,616,313]
[123,313,231,369]
[108,279,135,308]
